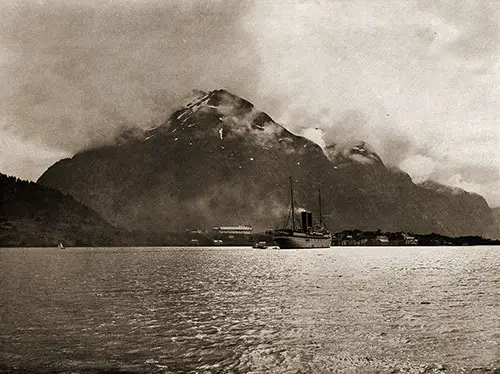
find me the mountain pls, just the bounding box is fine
[416,181,496,237]
[38,89,497,238]
[487,207,500,238]
[0,173,120,246]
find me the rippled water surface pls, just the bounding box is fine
[0,246,499,373]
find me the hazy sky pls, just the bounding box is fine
[1,0,499,206]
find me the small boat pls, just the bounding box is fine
[273,177,332,249]
[58,242,65,249]
[252,241,268,249]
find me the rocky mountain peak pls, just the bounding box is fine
[37,90,498,238]
[137,89,299,155]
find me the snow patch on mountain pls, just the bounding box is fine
[349,153,375,165]
[177,89,304,153]
[181,89,210,109]
[325,141,384,166]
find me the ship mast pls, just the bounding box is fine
[318,188,323,226]
[289,177,295,231]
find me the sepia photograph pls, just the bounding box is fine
[1,0,499,373]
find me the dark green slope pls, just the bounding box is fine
[0,173,120,247]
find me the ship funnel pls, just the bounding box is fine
[301,211,308,232]
[301,211,313,232]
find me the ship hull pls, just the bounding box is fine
[274,234,331,249]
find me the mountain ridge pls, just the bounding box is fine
[0,172,120,246]
[38,89,499,238]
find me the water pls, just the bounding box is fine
[0,246,499,373]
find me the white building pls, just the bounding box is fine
[212,225,253,235]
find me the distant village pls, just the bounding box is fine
[333,230,500,246]
[185,226,500,247]
[332,230,418,246]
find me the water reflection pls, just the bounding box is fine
[0,246,499,373]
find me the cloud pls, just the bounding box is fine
[0,129,69,180]
[300,128,326,149]
[1,0,500,206]
[246,0,500,205]
[0,0,258,151]
[399,154,441,183]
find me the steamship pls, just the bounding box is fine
[273,178,332,249]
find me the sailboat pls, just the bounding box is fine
[58,242,65,249]
[273,177,332,249]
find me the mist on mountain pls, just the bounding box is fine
[38,90,499,238]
